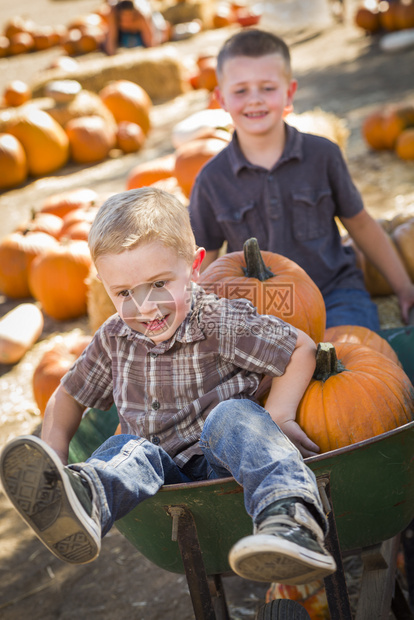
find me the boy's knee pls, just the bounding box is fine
[203,399,263,437]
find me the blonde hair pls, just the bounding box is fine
[88,187,196,264]
[217,29,292,81]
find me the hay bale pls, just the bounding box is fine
[30,45,189,103]
[373,295,404,329]
[87,268,116,333]
[286,108,349,153]
[159,0,214,27]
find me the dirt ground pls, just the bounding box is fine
[0,0,414,618]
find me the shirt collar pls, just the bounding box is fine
[228,123,303,175]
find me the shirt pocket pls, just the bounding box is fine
[292,188,332,241]
[215,201,267,248]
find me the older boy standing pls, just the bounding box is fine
[188,29,414,329]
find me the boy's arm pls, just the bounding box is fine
[41,384,86,465]
[341,209,414,322]
[102,6,118,55]
[264,329,319,458]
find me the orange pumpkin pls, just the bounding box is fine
[354,6,382,32]
[361,110,388,150]
[61,28,83,55]
[199,237,326,344]
[7,108,69,176]
[32,335,92,415]
[59,206,98,241]
[126,153,176,190]
[65,115,116,164]
[0,133,28,190]
[266,580,329,619]
[3,80,31,107]
[379,0,401,30]
[39,188,98,218]
[395,128,414,160]
[29,240,92,320]
[99,80,152,135]
[341,235,394,296]
[174,137,227,198]
[0,36,10,58]
[8,32,35,55]
[0,231,58,298]
[395,0,414,29]
[381,105,414,150]
[297,342,413,454]
[212,5,236,28]
[324,324,400,365]
[197,59,218,92]
[116,121,146,154]
[32,27,55,51]
[3,16,35,39]
[16,211,64,239]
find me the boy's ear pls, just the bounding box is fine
[287,79,298,106]
[214,86,226,111]
[191,247,206,281]
[283,79,298,119]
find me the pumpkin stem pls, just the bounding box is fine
[313,342,347,381]
[243,238,275,281]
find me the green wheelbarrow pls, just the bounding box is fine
[69,325,414,620]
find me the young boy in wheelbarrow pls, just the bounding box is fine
[0,187,336,585]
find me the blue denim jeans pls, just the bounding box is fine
[71,399,326,537]
[324,288,380,331]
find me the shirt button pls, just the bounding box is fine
[151,400,160,410]
[151,436,160,445]
[149,352,157,358]
[268,175,274,182]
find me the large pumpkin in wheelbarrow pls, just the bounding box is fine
[297,341,414,453]
[198,237,326,344]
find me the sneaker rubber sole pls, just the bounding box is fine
[228,533,337,585]
[0,435,101,564]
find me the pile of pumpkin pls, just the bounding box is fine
[0,187,102,409]
[362,102,414,160]
[210,1,262,29]
[354,0,414,34]
[0,78,153,191]
[0,6,112,59]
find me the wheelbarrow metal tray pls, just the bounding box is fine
[69,406,414,574]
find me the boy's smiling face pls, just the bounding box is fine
[216,53,297,140]
[96,241,204,344]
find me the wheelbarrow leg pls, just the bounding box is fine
[355,535,414,620]
[318,475,353,620]
[166,505,230,620]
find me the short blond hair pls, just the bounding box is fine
[88,187,196,264]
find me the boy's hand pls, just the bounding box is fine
[278,419,320,458]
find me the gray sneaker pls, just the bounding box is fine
[228,498,336,584]
[0,435,101,564]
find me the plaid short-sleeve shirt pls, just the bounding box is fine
[62,285,297,465]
